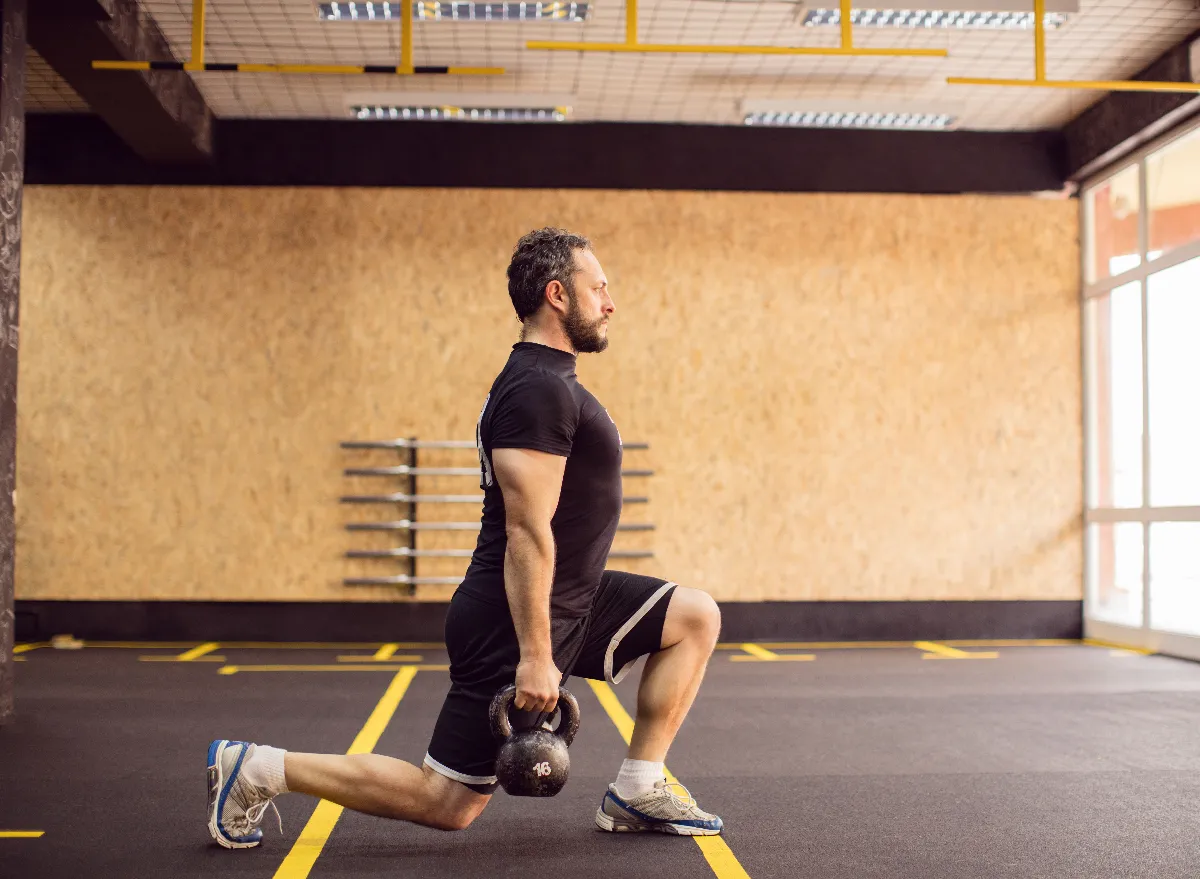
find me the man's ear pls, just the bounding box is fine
[545,279,569,314]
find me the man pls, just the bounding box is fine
[207,228,723,848]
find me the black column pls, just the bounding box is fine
[0,0,27,727]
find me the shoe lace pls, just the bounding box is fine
[661,780,700,813]
[241,797,283,836]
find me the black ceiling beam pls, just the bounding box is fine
[28,0,212,164]
[1061,30,1200,183]
[25,114,1066,194]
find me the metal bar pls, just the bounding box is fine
[192,0,206,67]
[623,443,650,450]
[342,440,477,450]
[1033,0,1045,81]
[526,42,946,57]
[340,493,485,503]
[626,0,637,45]
[608,550,655,559]
[1085,507,1200,524]
[344,576,464,586]
[401,0,414,74]
[91,61,505,75]
[946,77,1200,94]
[346,520,657,532]
[342,493,647,504]
[345,466,652,477]
[345,466,479,476]
[839,0,852,50]
[347,548,475,558]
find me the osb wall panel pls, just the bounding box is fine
[15,187,1081,603]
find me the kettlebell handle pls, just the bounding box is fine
[490,684,580,747]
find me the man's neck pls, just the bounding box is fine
[520,322,576,356]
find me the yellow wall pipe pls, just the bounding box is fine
[529,0,946,57]
[191,0,206,67]
[401,0,415,75]
[525,42,945,56]
[1033,0,1045,81]
[947,77,1200,93]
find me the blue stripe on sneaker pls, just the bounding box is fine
[604,790,723,831]
[215,741,258,844]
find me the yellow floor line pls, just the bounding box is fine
[139,655,227,663]
[0,831,44,838]
[13,644,45,655]
[272,667,418,879]
[1082,638,1154,655]
[914,641,998,660]
[730,644,814,662]
[373,643,400,661]
[336,652,423,663]
[586,680,752,879]
[217,663,444,675]
[176,642,221,661]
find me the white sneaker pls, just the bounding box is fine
[206,740,281,849]
[594,779,724,836]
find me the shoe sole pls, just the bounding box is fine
[207,740,262,850]
[594,808,722,836]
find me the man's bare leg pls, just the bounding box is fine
[284,755,490,831]
[628,586,721,762]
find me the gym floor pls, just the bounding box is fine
[3,639,1199,878]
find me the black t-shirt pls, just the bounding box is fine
[458,342,623,619]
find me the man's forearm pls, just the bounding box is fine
[503,524,556,659]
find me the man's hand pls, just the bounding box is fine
[514,656,562,714]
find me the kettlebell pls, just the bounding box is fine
[489,683,580,797]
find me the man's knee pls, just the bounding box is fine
[430,801,484,832]
[674,586,721,646]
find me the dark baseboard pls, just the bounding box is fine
[15,599,1082,642]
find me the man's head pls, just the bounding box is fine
[507,227,613,354]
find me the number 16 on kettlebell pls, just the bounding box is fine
[489,684,580,797]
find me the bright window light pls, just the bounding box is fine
[801,9,1069,29]
[744,110,958,130]
[352,105,570,121]
[319,2,589,21]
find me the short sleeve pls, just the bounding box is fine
[489,370,579,456]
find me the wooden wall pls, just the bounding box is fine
[14,187,1081,603]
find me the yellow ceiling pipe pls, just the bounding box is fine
[527,0,948,58]
[94,0,504,76]
[948,0,1200,93]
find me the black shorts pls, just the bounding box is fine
[424,571,677,794]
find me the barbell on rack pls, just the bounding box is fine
[347,547,654,559]
[345,520,656,532]
[344,465,655,477]
[340,492,649,504]
[342,439,650,451]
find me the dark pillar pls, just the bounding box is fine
[0,0,27,727]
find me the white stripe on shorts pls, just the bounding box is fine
[603,581,676,685]
[423,753,498,786]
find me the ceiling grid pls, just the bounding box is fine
[21,0,1200,130]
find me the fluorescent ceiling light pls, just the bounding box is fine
[801,9,1068,29]
[744,110,958,130]
[319,2,589,21]
[352,104,570,121]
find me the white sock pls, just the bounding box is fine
[614,759,664,800]
[242,744,289,796]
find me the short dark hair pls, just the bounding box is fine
[506,227,592,321]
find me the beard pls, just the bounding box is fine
[564,291,609,353]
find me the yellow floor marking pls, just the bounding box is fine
[915,641,998,660]
[139,655,227,663]
[1082,638,1154,655]
[177,642,221,661]
[218,663,445,675]
[587,680,752,879]
[13,643,45,655]
[335,646,423,662]
[373,643,400,661]
[944,639,1077,647]
[730,644,815,662]
[716,639,1080,651]
[0,831,45,838]
[223,642,446,650]
[272,667,417,879]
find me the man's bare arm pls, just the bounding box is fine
[492,446,567,714]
